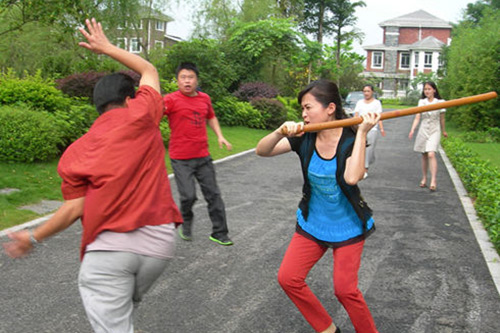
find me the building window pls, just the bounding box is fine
[116,38,127,49]
[156,21,164,31]
[117,21,127,30]
[400,52,410,69]
[424,52,433,68]
[155,40,164,48]
[137,20,143,29]
[438,54,444,68]
[130,38,142,53]
[399,80,409,91]
[414,52,419,67]
[372,51,383,69]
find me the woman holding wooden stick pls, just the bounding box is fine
[256,80,379,333]
[408,81,448,192]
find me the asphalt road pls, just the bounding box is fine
[1,116,500,333]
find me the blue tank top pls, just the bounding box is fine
[297,150,374,242]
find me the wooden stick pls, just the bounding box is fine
[282,91,498,134]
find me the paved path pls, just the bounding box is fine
[1,116,500,333]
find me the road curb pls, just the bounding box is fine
[439,146,500,297]
[0,148,257,238]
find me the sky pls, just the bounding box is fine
[164,0,474,55]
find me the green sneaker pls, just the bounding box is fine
[178,227,192,241]
[209,235,233,246]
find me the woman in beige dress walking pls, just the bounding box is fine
[408,81,448,191]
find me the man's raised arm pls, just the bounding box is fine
[78,18,160,93]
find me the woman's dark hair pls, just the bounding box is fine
[363,84,375,91]
[421,81,442,99]
[176,62,199,78]
[93,73,136,115]
[297,80,347,120]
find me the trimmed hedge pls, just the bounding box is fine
[442,137,500,253]
[214,96,265,129]
[0,105,62,162]
[0,71,71,112]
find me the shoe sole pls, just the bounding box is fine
[209,236,233,246]
[178,228,192,241]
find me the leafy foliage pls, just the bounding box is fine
[56,70,140,101]
[50,104,98,148]
[234,82,279,102]
[214,96,265,129]
[156,39,237,101]
[442,137,500,253]
[277,96,302,122]
[0,70,71,112]
[441,8,500,130]
[250,98,287,129]
[0,106,62,162]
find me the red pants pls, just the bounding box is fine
[278,232,378,332]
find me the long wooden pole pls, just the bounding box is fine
[284,91,497,134]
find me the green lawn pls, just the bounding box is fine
[446,120,500,170]
[0,126,271,230]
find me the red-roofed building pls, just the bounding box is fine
[363,10,452,97]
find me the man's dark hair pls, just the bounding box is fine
[93,73,136,115]
[176,62,199,78]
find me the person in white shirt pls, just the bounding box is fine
[354,84,385,178]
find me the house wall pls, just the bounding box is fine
[421,28,451,43]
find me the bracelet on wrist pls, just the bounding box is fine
[29,230,40,246]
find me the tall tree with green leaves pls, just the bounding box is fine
[441,7,500,130]
[329,0,365,69]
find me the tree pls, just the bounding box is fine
[226,18,302,85]
[329,0,365,70]
[441,7,500,130]
[300,0,333,44]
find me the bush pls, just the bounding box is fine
[159,118,171,147]
[400,90,420,106]
[56,70,141,101]
[234,82,279,102]
[250,98,287,129]
[442,137,500,253]
[0,70,72,112]
[0,105,63,162]
[214,96,265,129]
[276,96,302,122]
[161,78,178,95]
[461,127,500,143]
[50,104,98,148]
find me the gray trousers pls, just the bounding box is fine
[365,130,379,169]
[79,251,169,333]
[171,156,228,238]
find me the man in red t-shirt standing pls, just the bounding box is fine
[164,62,233,246]
[3,19,182,332]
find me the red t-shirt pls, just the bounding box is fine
[163,90,215,159]
[57,85,183,260]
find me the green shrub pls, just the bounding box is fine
[442,137,500,252]
[51,103,98,147]
[161,78,178,95]
[0,106,62,162]
[0,70,71,112]
[159,118,171,147]
[277,96,302,122]
[214,96,265,129]
[461,127,500,143]
[250,98,287,129]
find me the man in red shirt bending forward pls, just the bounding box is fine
[3,19,182,333]
[164,62,233,246]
